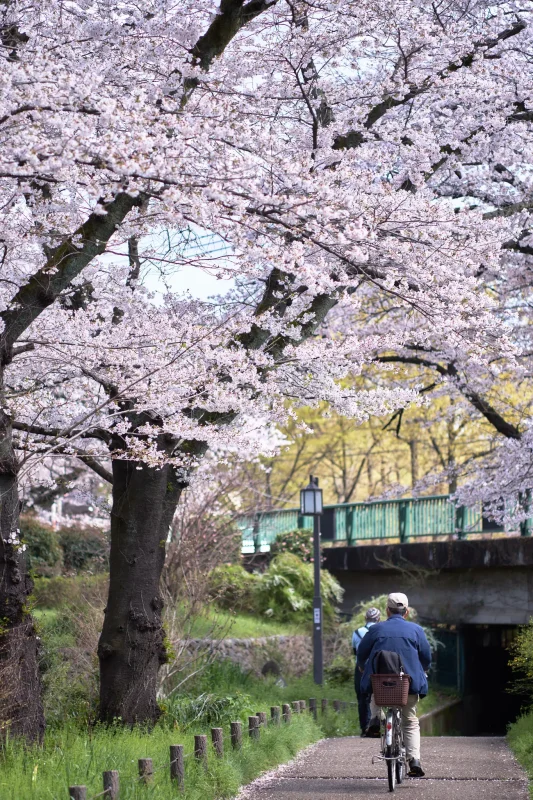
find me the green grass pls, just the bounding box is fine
[0,715,319,800]
[34,607,305,640]
[508,709,533,796]
[187,608,307,639]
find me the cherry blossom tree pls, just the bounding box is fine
[1,0,531,734]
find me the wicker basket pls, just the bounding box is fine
[371,673,410,707]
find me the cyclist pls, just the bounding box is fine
[352,606,381,735]
[356,592,431,778]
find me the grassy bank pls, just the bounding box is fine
[33,607,306,640]
[508,710,533,796]
[0,715,319,800]
[186,608,306,638]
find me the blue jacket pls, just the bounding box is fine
[356,615,431,697]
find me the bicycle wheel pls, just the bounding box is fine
[386,745,396,791]
[395,753,405,784]
[395,713,405,784]
[385,710,396,792]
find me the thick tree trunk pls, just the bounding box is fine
[98,459,184,724]
[0,407,44,742]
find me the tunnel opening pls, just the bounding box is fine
[432,624,527,735]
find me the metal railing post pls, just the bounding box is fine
[253,512,260,552]
[398,501,408,543]
[520,490,532,536]
[455,505,466,539]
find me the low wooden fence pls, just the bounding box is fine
[68,697,354,798]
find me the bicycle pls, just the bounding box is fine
[370,672,409,792]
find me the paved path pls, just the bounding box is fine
[239,737,529,799]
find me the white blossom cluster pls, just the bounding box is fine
[5,529,27,552]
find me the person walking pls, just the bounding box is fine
[352,606,381,735]
[356,592,431,777]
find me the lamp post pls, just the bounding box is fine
[300,475,323,685]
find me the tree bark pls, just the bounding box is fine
[0,402,44,742]
[98,458,184,724]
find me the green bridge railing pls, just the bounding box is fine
[238,494,532,553]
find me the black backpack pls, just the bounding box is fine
[372,650,405,675]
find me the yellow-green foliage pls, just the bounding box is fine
[509,620,533,700]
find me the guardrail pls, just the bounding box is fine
[238,494,532,553]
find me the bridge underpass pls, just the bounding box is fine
[240,496,533,735]
[323,537,533,735]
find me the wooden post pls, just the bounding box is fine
[138,759,153,784]
[271,706,281,726]
[103,770,119,799]
[256,711,267,728]
[321,698,328,714]
[248,715,260,740]
[342,701,348,712]
[333,699,341,713]
[282,703,291,723]
[292,701,300,714]
[299,700,306,712]
[194,734,208,766]
[211,727,224,758]
[170,745,184,790]
[69,788,86,800]
[309,698,317,720]
[231,721,242,750]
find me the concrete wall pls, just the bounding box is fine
[183,635,313,676]
[323,537,533,625]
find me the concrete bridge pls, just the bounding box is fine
[323,536,533,626]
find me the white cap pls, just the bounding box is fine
[387,592,408,611]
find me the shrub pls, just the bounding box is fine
[253,553,343,626]
[208,563,258,611]
[270,529,314,562]
[20,515,63,577]
[32,573,109,609]
[509,619,533,701]
[59,525,109,572]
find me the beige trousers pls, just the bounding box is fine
[370,694,420,761]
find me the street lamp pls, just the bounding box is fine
[300,475,323,685]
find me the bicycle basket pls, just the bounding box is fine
[371,673,410,707]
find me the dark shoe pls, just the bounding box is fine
[408,759,425,777]
[364,717,381,738]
